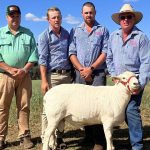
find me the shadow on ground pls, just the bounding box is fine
[5,125,150,150]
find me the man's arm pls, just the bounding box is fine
[0,62,18,75]
[38,31,50,95]
[139,35,150,89]
[106,37,116,77]
[40,65,50,95]
[70,55,84,71]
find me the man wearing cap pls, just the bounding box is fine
[106,4,150,150]
[0,5,38,149]
[69,2,109,150]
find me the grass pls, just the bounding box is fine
[5,78,150,150]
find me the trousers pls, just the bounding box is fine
[0,73,32,140]
[75,70,106,146]
[126,90,144,150]
[41,72,72,142]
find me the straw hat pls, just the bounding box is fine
[112,4,143,25]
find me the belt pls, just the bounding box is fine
[93,69,105,73]
[0,72,10,75]
[51,69,71,74]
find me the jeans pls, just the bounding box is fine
[126,90,144,150]
[75,70,106,146]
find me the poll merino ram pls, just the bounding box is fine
[43,71,140,150]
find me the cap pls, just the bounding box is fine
[6,5,21,15]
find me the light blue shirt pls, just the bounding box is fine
[69,21,109,70]
[38,26,71,72]
[106,26,150,88]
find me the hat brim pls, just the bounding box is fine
[7,10,21,15]
[112,11,143,25]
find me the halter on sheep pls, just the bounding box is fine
[43,71,140,150]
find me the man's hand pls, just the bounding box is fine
[132,87,142,95]
[12,68,26,79]
[79,67,93,79]
[7,67,18,76]
[41,81,51,95]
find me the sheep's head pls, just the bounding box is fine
[112,71,140,94]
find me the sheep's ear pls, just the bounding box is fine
[112,77,121,84]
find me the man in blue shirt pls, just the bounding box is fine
[38,7,72,149]
[106,4,150,150]
[69,2,109,150]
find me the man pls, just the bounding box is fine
[69,2,109,150]
[0,5,38,149]
[38,7,72,149]
[106,4,150,150]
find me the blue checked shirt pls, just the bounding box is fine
[106,26,150,88]
[69,21,109,70]
[38,26,71,72]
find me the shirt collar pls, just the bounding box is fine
[48,26,63,34]
[78,20,101,30]
[116,26,139,36]
[5,25,24,34]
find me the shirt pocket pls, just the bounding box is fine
[0,40,12,50]
[124,47,139,66]
[61,39,68,48]
[22,41,31,52]
[91,37,102,47]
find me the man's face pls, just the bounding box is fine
[82,6,96,25]
[6,7,21,30]
[119,13,135,31]
[47,11,62,30]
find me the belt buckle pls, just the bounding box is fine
[62,70,66,74]
[56,70,64,74]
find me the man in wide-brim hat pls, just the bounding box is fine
[106,3,150,150]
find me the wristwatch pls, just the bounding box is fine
[90,66,95,71]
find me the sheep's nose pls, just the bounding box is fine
[133,83,139,86]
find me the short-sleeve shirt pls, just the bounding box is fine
[0,25,38,72]
[69,21,109,70]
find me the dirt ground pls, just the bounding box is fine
[4,109,150,150]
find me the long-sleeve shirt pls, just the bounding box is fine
[38,26,71,72]
[0,25,38,72]
[69,21,109,70]
[106,26,150,88]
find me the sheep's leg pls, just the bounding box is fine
[42,121,57,150]
[56,119,67,150]
[103,121,115,150]
[49,132,56,149]
[57,119,65,133]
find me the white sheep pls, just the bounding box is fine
[42,71,140,150]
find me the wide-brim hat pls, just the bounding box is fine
[112,4,143,25]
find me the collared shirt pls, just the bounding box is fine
[69,21,109,70]
[106,26,150,88]
[38,26,71,72]
[0,25,38,71]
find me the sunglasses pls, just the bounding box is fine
[120,15,133,20]
[9,14,20,18]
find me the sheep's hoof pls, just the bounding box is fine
[56,143,67,150]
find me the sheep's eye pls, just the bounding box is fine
[122,77,126,79]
